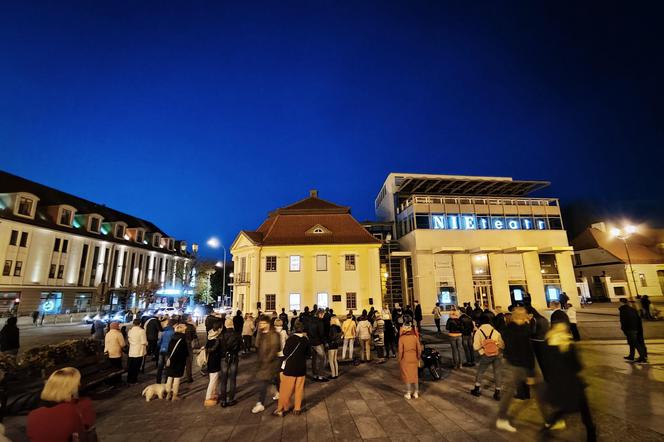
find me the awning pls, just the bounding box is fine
[396,176,549,197]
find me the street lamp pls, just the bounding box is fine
[610,225,638,300]
[207,236,227,307]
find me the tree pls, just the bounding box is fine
[128,281,161,309]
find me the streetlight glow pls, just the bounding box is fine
[610,227,621,237]
[206,237,220,249]
[215,261,223,268]
[625,225,637,234]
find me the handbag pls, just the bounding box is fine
[195,346,208,368]
[71,404,98,442]
[280,342,301,370]
[165,338,182,368]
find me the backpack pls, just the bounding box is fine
[480,329,500,357]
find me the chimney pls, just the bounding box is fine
[309,189,318,198]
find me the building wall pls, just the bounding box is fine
[0,218,187,314]
[231,238,381,315]
[576,260,664,298]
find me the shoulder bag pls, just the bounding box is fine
[165,338,182,368]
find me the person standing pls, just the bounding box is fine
[165,324,189,401]
[550,301,569,325]
[233,310,244,335]
[493,306,506,333]
[392,303,404,334]
[641,295,652,320]
[341,314,357,361]
[104,322,126,384]
[460,310,475,367]
[219,318,242,407]
[559,292,570,310]
[91,318,106,350]
[398,319,422,399]
[567,304,581,341]
[327,316,342,378]
[619,298,648,363]
[156,320,175,383]
[470,315,504,400]
[357,314,373,362]
[279,308,289,333]
[373,311,386,363]
[127,319,147,384]
[308,310,328,381]
[182,315,198,383]
[144,315,162,363]
[252,316,281,413]
[0,316,20,356]
[495,307,535,433]
[432,303,442,334]
[204,319,223,407]
[382,306,397,358]
[445,310,463,369]
[414,301,423,333]
[274,321,311,416]
[31,310,39,327]
[242,313,255,354]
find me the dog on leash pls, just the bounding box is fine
[142,383,170,402]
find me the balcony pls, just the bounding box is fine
[398,195,559,214]
[232,272,251,285]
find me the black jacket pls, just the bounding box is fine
[414,305,423,321]
[539,340,584,411]
[233,315,244,334]
[445,317,463,334]
[328,325,343,350]
[166,333,189,378]
[493,313,506,332]
[144,317,162,341]
[282,334,311,377]
[550,309,570,325]
[0,324,19,351]
[619,305,642,332]
[460,314,474,336]
[471,308,483,323]
[306,317,326,346]
[279,312,289,331]
[502,322,535,371]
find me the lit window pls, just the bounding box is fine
[265,256,277,272]
[17,197,33,216]
[13,261,22,277]
[2,260,12,276]
[345,255,356,271]
[265,294,276,311]
[59,209,72,225]
[9,230,18,246]
[19,232,28,247]
[289,293,301,312]
[289,256,301,272]
[346,292,357,310]
[639,273,647,287]
[316,255,327,271]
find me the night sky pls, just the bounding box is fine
[2,1,663,257]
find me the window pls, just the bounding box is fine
[62,239,69,253]
[289,293,301,312]
[265,294,276,311]
[115,225,124,238]
[345,255,356,271]
[78,244,89,286]
[574,253,582,266]
[17,197,33,216]
[19,232,28,247]
[265,256,277,272]
[317,292,328,308]
[312,227,324,234]
[289,255,301,272]
[346,292,357,310]
[153,235,161,247]
[316,255,327,271]
[9,230,18,246]
[2,261,12,276]
[57,265,64,279]
[49,264,56,278]
[53,238,61,252]
[639,273,647,287]
[89,217,100,233]
[13,261,22,277]
[136,231,143,243]
[59,209,72,225]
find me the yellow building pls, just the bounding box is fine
[231,191,382,315]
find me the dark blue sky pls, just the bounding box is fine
[2,1,663,257]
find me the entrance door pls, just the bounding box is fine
[473,282,495,310]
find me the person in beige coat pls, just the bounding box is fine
[398,320,422,399]
[104,322,126,383]
[341,315,357,361]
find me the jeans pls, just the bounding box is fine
[257,379,272,404]
[474,355,502,389]
[328,349,339,377]
[147,340,159,360]
[406,383,419,394]
[449,335,462,367]
[360,339,371,361]
[434,318,441,333]
[497,363,530,419]
[375,345,385,359]
[342,338,354,360]
[243,335,252,352]
[462,335,475,364]
[156,352,167,383]
[220,357,239,401]
[312,344,326,376]
[624,330,647,359]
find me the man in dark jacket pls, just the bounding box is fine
[219,318,242,407]
[414,301,423,332]
[493,307,506,333]
[144,315,162,362]
[233,310,244,335]
[307,310,328,382]
[279,308,289,333]
[550,301,570,325]
[0,316,20,355]
[182,315,198,383]
[460,311,475,366]
[471,303,483,325]
[619,298,647,363]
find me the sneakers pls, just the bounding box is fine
[404,392,412,400]
[273,391,280,400]
[470,386,481,397]
[251,402,265,414]
[493,390,501,401]
[204,399,218,407]
[636,358,649,364]
[412,392,419,399]
[496,419,517,433]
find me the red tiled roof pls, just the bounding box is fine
[571,228,664,264]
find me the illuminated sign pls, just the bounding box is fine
[431,214,551,231]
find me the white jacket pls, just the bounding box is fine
[104,329,126,359]
[242,318,255,336]
[357,320,373,340]
[128,325,148,357]
[472,324,504,356]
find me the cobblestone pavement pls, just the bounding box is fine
[5,327,664,442]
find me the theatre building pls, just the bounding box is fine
[375,173,577,314]
[231,191,382,315]
[0,171,191,315]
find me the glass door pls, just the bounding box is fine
[473,283,495,310]
[317,292,329,309]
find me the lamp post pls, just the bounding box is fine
[610,225,638,300]
[207,237,227,308]
[385,233,392,306]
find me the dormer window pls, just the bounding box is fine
[153,234,162,247]
[313,227,324,234]
[89,217,100,233]
[17,197,34,217]
[115,224,125,238]
[168,239,174,250]
[136,230,144,243]
[59,208,73,226]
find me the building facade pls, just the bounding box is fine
[375,173,577,314]
[231,191,382,315]
[0,171,191,315]
[572,222,664,300]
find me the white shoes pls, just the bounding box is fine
[273,392,280,400]
[251,402,265,414]
[412,392,419,399]
[496,419,517,433]
[404,392,411,400]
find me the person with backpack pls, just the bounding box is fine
[327,316,343,378]
[470,315,504,400]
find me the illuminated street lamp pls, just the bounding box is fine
[610,225,638,300]
[207,237,227,306]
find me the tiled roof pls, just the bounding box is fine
[242,195,380,246]
[572,228,664,264]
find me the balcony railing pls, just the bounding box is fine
[233,272,251,285]
[399,195,559,213]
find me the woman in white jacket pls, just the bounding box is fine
[127,318,147,384]
[356,315,373,362]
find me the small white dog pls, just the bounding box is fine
[141,383,170,402]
